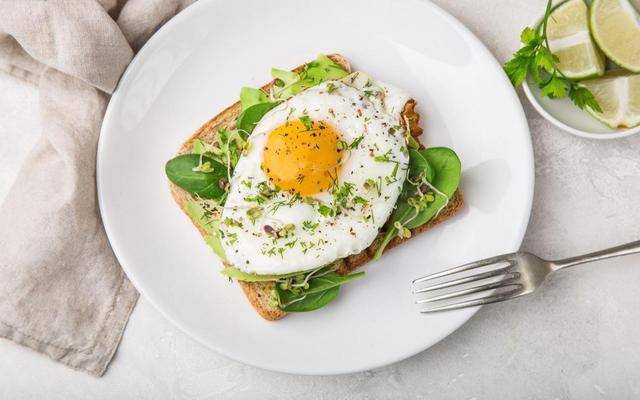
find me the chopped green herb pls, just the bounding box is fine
[246,206,263,224]
[318,204,334,217]
[364,177,382,196]
[302,220,320,232]
[279,223,296,238]
[286,107,296,122]
[332,182,355,208]
[299,115,312,130]
[349,135,364,149]
[353,196,369,206]
[223,218,243,228]
[363,90,377,99]
[191,160,214,173]
[391,163,399,177]
[374,149,395,163]
[226,232,238,245]
[244,195,265,204]
[503,0,601,112]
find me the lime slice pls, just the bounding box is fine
[579,70,640,129]
[590,0,640,72]
[546,0,606,79]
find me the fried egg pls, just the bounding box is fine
[220,74,411,275]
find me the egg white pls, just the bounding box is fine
[220,76,411,275]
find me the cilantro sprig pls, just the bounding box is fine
[503,0,602,112]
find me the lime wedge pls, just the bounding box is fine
[546,0,605,79]
[590,0,640,72]
[579,70,640,129]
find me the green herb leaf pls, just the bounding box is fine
[246,206,264,224]
[503,0,601,113]
[299,115,312,130]
[237,102,278,135]
[503,53,531,87]
[520,27,538,45]
[318,204,334,217]
[165,154,227,200]
[540,75,569,98]
[570,84,603,113]
[302,220,319,231]
[534,46,557,74]
[349,135,365,149]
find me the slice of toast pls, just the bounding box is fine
[169,54,464,321]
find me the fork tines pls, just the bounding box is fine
[413,253,523,313]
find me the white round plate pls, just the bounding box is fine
[98,0,533,375]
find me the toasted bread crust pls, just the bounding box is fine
[168,54,463,321]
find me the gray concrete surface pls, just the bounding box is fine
[1,1,639,398]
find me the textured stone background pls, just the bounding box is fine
[2,0,640,398]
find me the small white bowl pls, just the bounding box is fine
[523,77,640,140]
[521,3,640,140]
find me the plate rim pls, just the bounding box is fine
[97,0,534,375]
[522,79,640,140]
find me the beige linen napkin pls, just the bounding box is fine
[0,0,193,376]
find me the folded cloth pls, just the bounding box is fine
[0,0,193,376]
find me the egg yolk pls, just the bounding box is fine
[263,119,341,196]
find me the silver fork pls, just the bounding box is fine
[413,240,640,313]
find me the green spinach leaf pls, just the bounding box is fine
[404,147,461,229]
[165,154,227,200]
[409,148,434,183]
[373,147,461,259]
[236,102,278,135]
[280,286,340,312]
[277,271,364,312]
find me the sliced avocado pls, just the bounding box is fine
[240,87,269,111]
[184,200,227,262]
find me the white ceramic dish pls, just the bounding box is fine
[521,8,640,140]
[97,0,534,374]
[523,69,640,140]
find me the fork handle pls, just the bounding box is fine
[552,240,640,271]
